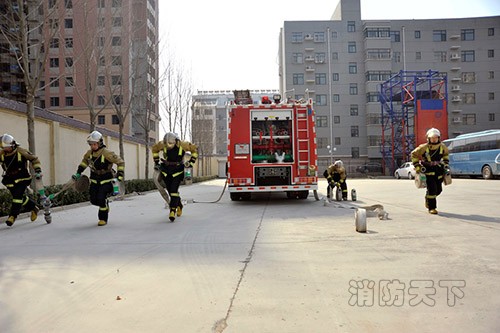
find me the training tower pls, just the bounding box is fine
[379,70,448,172]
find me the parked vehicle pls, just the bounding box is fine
[356,162,383,173]
[394,162,416,179]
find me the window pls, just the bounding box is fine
[315,94,327,106]
[332,73,339,81]
[462,72,476,83]
[347,21,355,32]
[461,50,475,62]
[348,42,356,53]
[416,52,421,60]
[112,115,120,124]
[98,0,105,8]
[317,138,329,149]
[65,0,73,8]
[367,114,382,125]
[352,147,360,158]
[317,116,328,127]
[49,19,59,29]
[489,113,495,121]
[461,29,474,41]
[434,51,447,62]
[65,77,74,87]
[65,57,73,67]
[97,37,105,47]
[393,51,401,63]
[113,95,123,105]
[293,73,304,85]
[65,96,73,106]
[488,92,495,100]
[349,83,358,95]
[112,36,121,46]
[488,71,494,79]
[366,92,379,103]
[315,73,327,85]
[98,18,105,28]
[50,58,59,68]
[98,115,105,125]
[433,30,446,42]
[334,116,340,124]
[313,32,325,42]
[112,0,122,7]
[348,62,357,74]
[331,31,338,39]
[111,75,122,85]
[97,95,105,105]
[463,93,475,104]
[50,38,59,48]
[366,49,391,60]
[335,137,341,145]
[350,105,358,116]
[49,78,59,87]
[111,56,122,66]
[332,94,340,102]
[112,17,122,27]
[50,97,59,107]
[366,71,391,81]
[315,52,326,63]
[414,30,421,39]
[488,49,494,58]
[97,76,105,86]
[488,28,495,36]
[64,19,73,29]
[463,114,476,125]
[364,28,390,38]
[332,52,338,60]
[350,126,359,138]
[292,52,303,64]
[291,32,303,43]
[65,38,73,48]
[390,31,400,42]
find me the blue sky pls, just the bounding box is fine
[159,0,500,92]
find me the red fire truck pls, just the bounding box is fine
[227,91,319,201]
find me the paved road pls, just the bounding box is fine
[0,178,499,333]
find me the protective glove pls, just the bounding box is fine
[329,181,335,188]
[116,171,124,182]
[72,173,81,180]
[415,165,421,174]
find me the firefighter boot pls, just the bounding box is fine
[176,203,183,217]
[98,220,107,226]
[169,209,176,222]
[429,209,438,215]
[425,198,429,209]
[31,206,39,222]
[6,216,16,227]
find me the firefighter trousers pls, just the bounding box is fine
[161,173,184,211]
[5,179,37,218]
[89,181,112,222]
[425,174,443,210]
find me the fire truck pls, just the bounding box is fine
[227,90,319,201]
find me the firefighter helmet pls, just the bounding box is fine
[334,160,344,168]
[163,132,178,149]
[1,133,16,149]
[426,128,441,138]
[87,130,104,147]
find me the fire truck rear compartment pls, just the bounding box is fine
[255,166,291,186]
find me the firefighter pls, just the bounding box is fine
[152,132,198,222]
[1,134,41,226]
[324,160,348,200]
[72,131,125,226]
[411,128,450,214]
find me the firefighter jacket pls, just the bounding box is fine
[325,164,347,184]
[76,147,125,184]
[411,142,449,176]
[1,147,41,187]
[152,140,198,177]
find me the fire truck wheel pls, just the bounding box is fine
[355,209,367,233]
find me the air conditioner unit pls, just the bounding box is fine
[451,96,462,102]
[452,117,462,123]
[450,54,460,60]
[305,34,313,39]
[451,85,461,91]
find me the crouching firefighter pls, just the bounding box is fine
[1,134,42,226]
[72,131,125,226]
[324,160,348,200]
[411,128,450,215]
[152,132,198,222]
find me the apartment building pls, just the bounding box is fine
[0,0,159,142]
[279,0,500,169]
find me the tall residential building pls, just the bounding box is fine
[0,0,159,142]
[279,0,500,170]
[191,89,278,177]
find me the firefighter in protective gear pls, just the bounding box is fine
[1,134,41,226]
[411,128,450,214]
[323,160,348,200]
[72,131,125,226]
[152,132,198,222]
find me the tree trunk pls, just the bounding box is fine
[26,92,36,153]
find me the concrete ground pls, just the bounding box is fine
[0,177,499,333]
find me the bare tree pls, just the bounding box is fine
[1,0,63,153]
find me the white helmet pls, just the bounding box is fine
[426,128,441,138]
[163,132,178,149]
[1,133,16,149]
[87,130,103,145]
[334,160,344,168]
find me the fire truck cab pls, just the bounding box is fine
[227,90,318,201]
